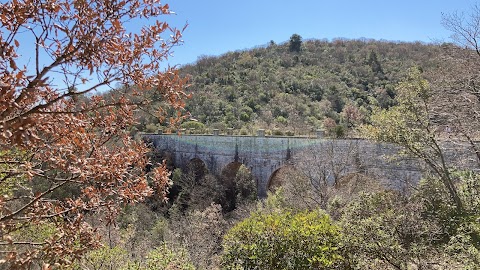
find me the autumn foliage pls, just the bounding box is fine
[0,0,187,268]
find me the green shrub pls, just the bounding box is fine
[222,210,347,269]
[418,171,480,267]
[239,127,249,135]
[144,244,195,270]
[145,123,159,133]
[275,116,288,125]
[180,121,206,134]
[78,246,130,270]
[272,129,284,136]
[334,125,345,138]
[339,190,449,269]
[240,112,251,122]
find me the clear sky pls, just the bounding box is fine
[161,0,477,67]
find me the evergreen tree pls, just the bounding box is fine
[289,33,302,52]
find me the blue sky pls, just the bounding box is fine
[162,0,477,66]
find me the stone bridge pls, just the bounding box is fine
[144,132,431,197]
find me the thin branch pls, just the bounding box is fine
[0,181,67,223]
[0,241,44,246]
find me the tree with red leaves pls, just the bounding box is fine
[0,0,188,268]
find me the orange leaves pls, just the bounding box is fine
[0,0,188,267]
[15,70,24,80]
[151,162,171,200]
[9,59,17,69]
[111,19,121,30]
[0,11,7,25]
[83,186,97,200]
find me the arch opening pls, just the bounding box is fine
[267,165,298,192]
[186,158,208,183]
[267,165,321,209]
[221,162,243,183]
[167,157,213,212]
[220,162,256,211]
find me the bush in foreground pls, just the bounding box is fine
[222,210,348,269]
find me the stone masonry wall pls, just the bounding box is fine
[144,134,478,197]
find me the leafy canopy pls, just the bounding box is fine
[0,0,187,267]
[362,67,462,210]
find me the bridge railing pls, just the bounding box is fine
[146,128,327,139]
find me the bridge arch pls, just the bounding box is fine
[220,161,256,193]
[267,165,298,192]
[186,157,209,183]
[220,162,242,204]
[220,161,256,210]
[220,161,243,182]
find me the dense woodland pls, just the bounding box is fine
[2,0,480,269]
[137,36,444,137]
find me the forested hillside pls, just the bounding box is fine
[140,37,445,136]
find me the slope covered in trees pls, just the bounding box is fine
[149,37,445,136]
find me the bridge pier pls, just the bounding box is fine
[250,164,270,198]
